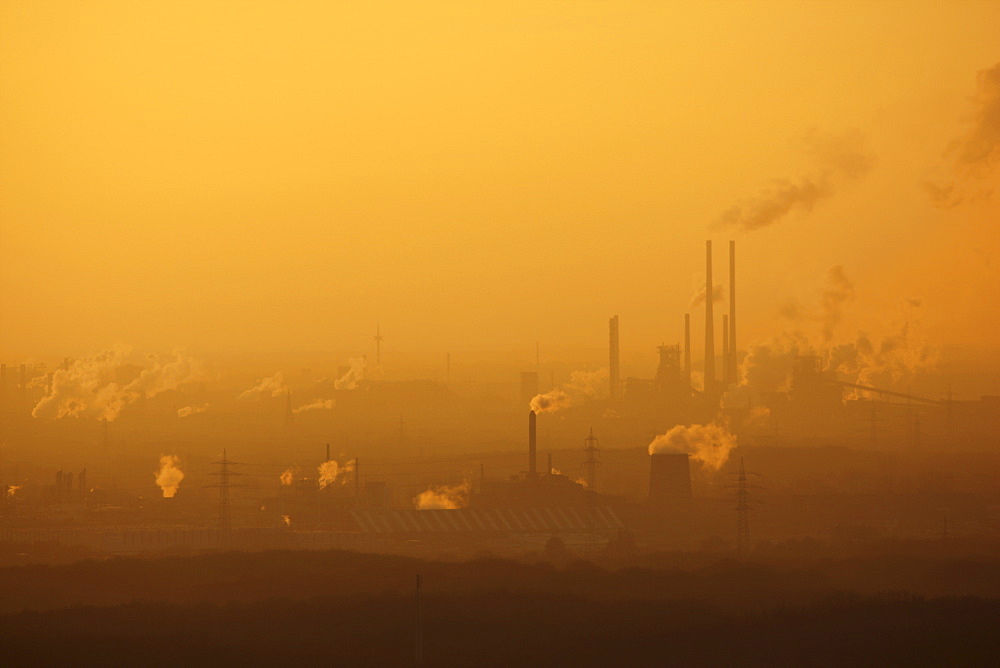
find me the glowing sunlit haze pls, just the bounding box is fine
[1,1,997,361]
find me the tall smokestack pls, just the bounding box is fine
[528,410,537,476]
[326,443,330,462]
[729,240,736,384]
[609,315,620,401]
[684,314,691,387]
[722,314,729,388]
[704,241,715,392]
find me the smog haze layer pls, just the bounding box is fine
[1,1,999,358]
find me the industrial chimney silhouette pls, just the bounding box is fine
[609,315,620,401]
[729,240,736,384]
[528,410,537,476]
[684,313,691,387]
[704,240,715,392]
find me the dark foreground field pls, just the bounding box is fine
[1,545,999,666]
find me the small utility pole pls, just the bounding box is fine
[415,573,423,665]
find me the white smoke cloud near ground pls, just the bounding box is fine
[33,345,207,422]
[318,459,354,489]
[716,129,873,232]
[648,424,737,471]
[529,368,609,414]
[925,60,1000,208]
[414,480,471,509]
[155,455,184,498]
[238,371,287,400]
[293,398,335,414]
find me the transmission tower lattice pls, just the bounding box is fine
[205,449,246,544]
[731,457,761,559]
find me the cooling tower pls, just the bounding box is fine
[648,453,692,507]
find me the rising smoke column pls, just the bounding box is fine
[279,467,298,485]
[414,480,471,509]
[155,455,185,498]
[716,129,873,232]
[648,424,737,471]
[334,358,367,390]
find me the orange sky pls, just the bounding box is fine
[1,1,998,359]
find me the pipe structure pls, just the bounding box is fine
[704,241,715,392]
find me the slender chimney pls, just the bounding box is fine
[609,315,620,401]
[528,410,537,475]
[684,314,691,387]
[722,314,729,389]
[704,241,715,391]
[326,443,330,462]
[729,240,736,384]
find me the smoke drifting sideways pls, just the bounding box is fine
[155,455,184,498]
[716,129,873,232]
[926,60,1000,208]
[414,480,471,509]
[648,424,737,471]
[32,345,207,422]
[689,280,725,309]
[293,399,335,414]
[238,371,287,400]
[177,404,209,418]
[530,368,609,414]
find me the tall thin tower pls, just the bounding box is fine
[608,316,620,401]
[732,457,760,559]
[704,241,715,392]
[722,314,729,388]
[207,449,245,545]
[582,428,600,492]
[684,313,691,387]
[729,240,737,384]
[374,322,383,366]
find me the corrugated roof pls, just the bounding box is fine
[350,507,625,534]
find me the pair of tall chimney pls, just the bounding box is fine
[703,240,737,391]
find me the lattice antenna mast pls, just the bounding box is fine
[729,457,762,559]
[582,428,600,493]
[206,449,246,544]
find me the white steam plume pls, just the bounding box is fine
[648,424,737,471]
[529,368,609,414]
[33,345,206,422]
[238,371,287,400]
[318,459,355,489]
[293,399,335,414]
[177,404,209,418]
[334,358,367,390]
[414,480,471,509]
[155,455,185,498]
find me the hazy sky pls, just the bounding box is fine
[2,1,998,359]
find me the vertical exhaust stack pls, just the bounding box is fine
[704,241,715,392]
[722,314,729,388]
[528,410,537,476]
[684,313,691,387]
[609,315,620,401]
[729,240,736,384]
[649,453,692,507]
